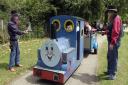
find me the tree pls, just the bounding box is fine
[103,0,128,20]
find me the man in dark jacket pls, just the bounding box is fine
[8,14,28,72]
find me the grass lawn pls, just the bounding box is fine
[0,38,46,85]
[97,33,128,85]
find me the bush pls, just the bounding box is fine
[0,0,128,44]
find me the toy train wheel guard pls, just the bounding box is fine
[33,15,98,84]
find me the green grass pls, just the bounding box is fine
[97,33,128,85]
[0,38,47,85]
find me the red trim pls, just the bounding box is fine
[33,68,64,84]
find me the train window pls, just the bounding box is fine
[45,47,48,50]
[64,20,74,32]
[52,19,61,32]
[76,21,80,32]
[51,47,53,50]
[81,29,84,36]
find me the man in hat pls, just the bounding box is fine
[102,6,122,80]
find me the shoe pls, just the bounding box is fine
[107,74,116,80]
[15,64,23,67]
[9,67,16,72]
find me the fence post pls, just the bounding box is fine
[0,19,4,43]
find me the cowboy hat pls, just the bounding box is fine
[106,5,117,13]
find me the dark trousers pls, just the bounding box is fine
[107,41,120,75]
[9,41,20,68]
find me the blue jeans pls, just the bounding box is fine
[9,41,20,68]
[107,42,120,75]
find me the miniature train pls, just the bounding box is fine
[33,15,98,84]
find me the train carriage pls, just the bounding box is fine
[84,31,98,54]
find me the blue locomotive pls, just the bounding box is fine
[33,15,98,84]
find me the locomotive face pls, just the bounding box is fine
[41,40,61,67]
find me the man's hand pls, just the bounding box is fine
[23,30,28,34]
[98,31,106,35]
[109,44,114,50]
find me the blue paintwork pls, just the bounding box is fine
[86,32,98,52]
[37,37,75,70]
[50,15,84,48]
[91,33,98,49]
[35,15,85,83]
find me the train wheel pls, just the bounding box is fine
[94,49,97,54]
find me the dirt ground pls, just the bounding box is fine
[8,35,106,85]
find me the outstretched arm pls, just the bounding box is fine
[8,24,25,35]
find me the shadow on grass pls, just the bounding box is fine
[0,63,8,70]
[72,73,99,84]
[72,73,112,84]
[25,74,61,85]
[97,73,111,81]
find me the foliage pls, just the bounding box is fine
[0,0,127,25]
[0,0,128,43]
[51,0,104,22]
[0,0,57,43]
[103,0,128,20]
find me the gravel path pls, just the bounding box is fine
[8,35,106,85]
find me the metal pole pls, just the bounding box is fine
[1,19,4,43]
